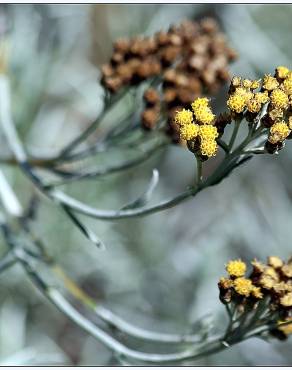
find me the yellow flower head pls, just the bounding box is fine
[251,286,263,299]
[252,259,266,273]
[195,107,215,125]
[278,321,292,336]
[175,109,193,126]
[180,123,199,141]
[234,87,253,102]
[200,139,217,157]
[226,259,247,277]
[218,277,234,290]
[273,282,289,295]
[270,88,289,109]
[280,292,292,307]
[259,275,277,290]
[269,108,283,121]
[227,93,246,113]
[269,121,290,144]
[281,263,292,278]
[250,79,261,90]
[231,76,241,87]
[191,98,215,125]
[276,66,290,79]
[199,125,219,140]
[242,79,253,89]
[263,74,279,91]
[264,266,279,280]
[234,277,253,297]
[191,97,210,111]
[268,256,283,269]
[247,98,262,113]
[282,76,292,95]
[254,91,269,104]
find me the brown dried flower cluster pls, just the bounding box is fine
[219,256,292,340]
[100,18,237,138]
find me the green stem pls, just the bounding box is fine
[228,119,241,152]
[196,157,203,186]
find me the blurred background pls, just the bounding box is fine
[0,3,292,365]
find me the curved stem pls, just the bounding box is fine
[228,118,241,152]
[58,88,129,158]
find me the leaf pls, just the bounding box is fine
[62,206,105,250]
[121,169,159,210]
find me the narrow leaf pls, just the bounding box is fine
[121,169,159,210]
[62,206,105,250]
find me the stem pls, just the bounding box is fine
[196,157,203,186]
[58,88,129,158]
[228,118,241,152]
[0,250,15,274]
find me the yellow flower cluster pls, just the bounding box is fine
[261,67,292,146]
[175,98,219,158]
[268,121,290,145]
[219,256,292,339]
[220,259,262,300]
[227,77,268,114]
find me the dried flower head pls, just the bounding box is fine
[268,121,290,144]
[263,75,279,91]
[234,277,253,296]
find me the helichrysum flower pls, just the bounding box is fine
[227,93,246,113]
[282,76,292,95]
[281,263,292,278]
[194,107,215,125]
[191,97,210,111]
[191,98,216,125]
[247,98,262,113]
[270,88,289,109]
[251,286,263,299]
[259,274,278,290]
[199,124,219,140]
[180,123,199,140]
[242,79,253,88]
[276,66,289,79]
[269,108,283,121]
[200,139,217,157]
[268,121,290,144]
[250,79,261,90]
[234,87,253,102]
[280,292,292,307]
[263,74,279,91]
[254,91,269,104]
[176,98,220,159]
[219,256,292,340]
[234,277,253,296]
[175,108,193,126]
[278,321,292,336]
[231,76,241,87]
[226,259,246,277]
[219,277,234,289]
[288,116,292,130]
[268,256,283,269]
